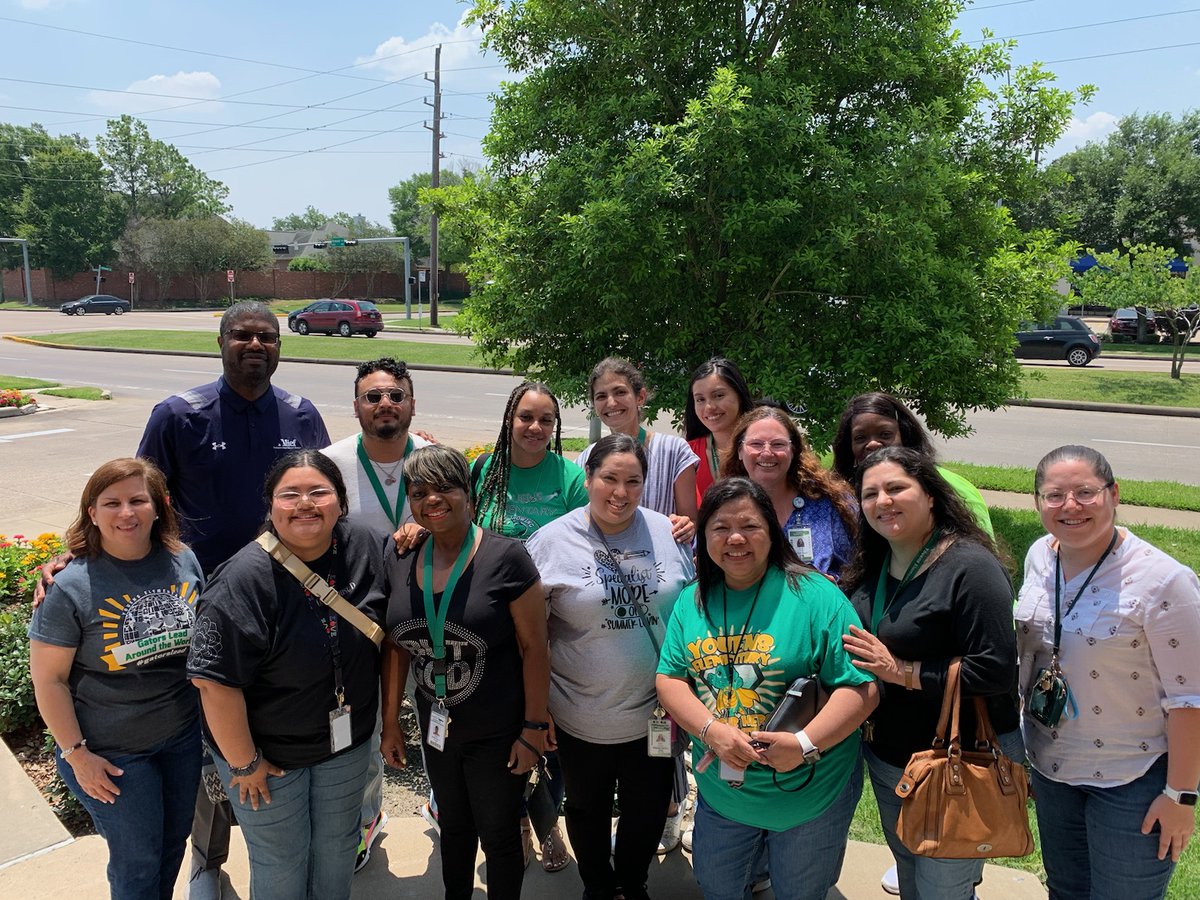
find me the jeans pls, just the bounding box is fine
[1032,755,1176,900]
[215,739,370,900]
[360,702,384,829]
[422,730,527,900]
[866,728,1025,900]
[691,758,862,900]
[556,727,675,900]
[57,719,201,900]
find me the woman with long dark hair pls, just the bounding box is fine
[683,357,754,509]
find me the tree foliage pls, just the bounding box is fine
[325,219,404,298]
[97,115,230,221]
[453,0,1085,444]
[1018,112,1200,257]
[116,217,270,302]
[389,169,471,270]
[1078,244,1200,378]
[271,206,356,231]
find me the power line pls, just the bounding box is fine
[967,8,1200,44]
[961,0,1038,11]
[1044,39,1200,65]
[0,104,427,134]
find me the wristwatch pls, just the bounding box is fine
[793,730,821,765]
[1162,785,1199,806]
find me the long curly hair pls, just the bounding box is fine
[723,405,857,538]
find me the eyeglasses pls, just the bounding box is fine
[273,487,338,508]
[1037,483,1113,508]
[357,389,409,405]
[223,329,279,345]
[743,440,792,454]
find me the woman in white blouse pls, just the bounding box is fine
[1017,445,1200,899]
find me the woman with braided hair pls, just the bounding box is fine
[472,381,587,873]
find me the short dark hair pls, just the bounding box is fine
[841,446,998,591]
[353,357,412,397]
[220,300,277,336]
[584,432,648,477]
[683,357,754,441]
[262,450,349,518]
[694,477,811,610]
[66,457,182,558]
[830,392,935,483]
[1034,445,1115,495]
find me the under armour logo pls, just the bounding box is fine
[212,442,227,451]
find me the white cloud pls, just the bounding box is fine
[1050,111,1119,155]
[355,13,498,89]
[86,71,223,115]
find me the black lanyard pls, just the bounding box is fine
[871,528,942,632]
[1051,528,1119,662]
[301,538,345,706]
[704,577,765,708]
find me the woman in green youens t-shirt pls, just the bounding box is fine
[474,381,588,542]
[656,478,879,900]
[472,381,585,873]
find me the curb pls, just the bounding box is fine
[1,334,516,377]
[1007,397,1200,418]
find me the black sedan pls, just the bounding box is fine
[1014,316,1101,367]
[59,294,131,316]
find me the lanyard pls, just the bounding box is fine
[706,435,721,482]
[871,528,943,632]
[301,538,345,706]
[357,434,414,530]
[637,426,648,446]
[422,525,478,702]
[703,576,766,712]
[1051,528,1119,662]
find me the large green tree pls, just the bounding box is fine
[1018,112,1200,257]
[271,206,356,231]
[97,115,230,220]
[454,0,1084,444]
[388,169,471,268]
[115,217,269,303]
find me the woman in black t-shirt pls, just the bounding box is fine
[381,445,550,900]
[188,450,391,900]
[840,447,1019,900]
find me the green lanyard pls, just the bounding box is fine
[871,528,943,632]
[637,426,648,445]
[422,525,478,702]
[706,435,721,482]
[357,434,413,530]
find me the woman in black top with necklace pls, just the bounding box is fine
[841,447,1019,900]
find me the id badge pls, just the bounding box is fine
[1027,666,1070,728]
[647,715,672,758]
[427,706,450,751]
[787,527,814,563]
[718,758,745,787]
[329,704,353,753]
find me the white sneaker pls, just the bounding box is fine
[681,827,693,853]
[881,864,899,895]
[420,801,441,836]
[355,810,388,872]
[657,801,687,855]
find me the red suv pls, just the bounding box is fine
[292,299,383,337]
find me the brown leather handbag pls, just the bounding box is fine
[894,658,1034,859]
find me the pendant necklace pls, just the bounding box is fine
[373,458,403,486]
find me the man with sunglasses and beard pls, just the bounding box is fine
[138,301,330,899]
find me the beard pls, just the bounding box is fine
[364,413,409,441]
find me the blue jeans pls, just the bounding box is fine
[691,758,863,900]
[1032,755,1176,900]
[866,730,1025,900]
[215,740,371,900]
[57,719,201,900]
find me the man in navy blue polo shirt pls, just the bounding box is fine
[137,300,329,899]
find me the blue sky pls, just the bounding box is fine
[1,0,1197,229]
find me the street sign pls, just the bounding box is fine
[128,272,135,284]
[226,270,235,283]
[419,270,426,282]
[329,237,346,248]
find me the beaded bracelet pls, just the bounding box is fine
[60,738,86,759]
[228,747,262,778]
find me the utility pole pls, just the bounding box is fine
[424,45,443,327]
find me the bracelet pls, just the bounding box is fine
[228,747,262,778]
[904,660,914,690]
[698,716,717,744]
[60,738,86,759]
[522,720,550,731]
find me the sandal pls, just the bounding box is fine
[540,824,570,873]
[521,818,534,870]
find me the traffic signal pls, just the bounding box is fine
[344,240,358,246]
[312,242,328,249]
[272,244,290,254]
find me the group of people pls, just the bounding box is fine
[24,300,1200,900]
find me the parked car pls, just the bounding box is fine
[291,299,383,337]
[286,300,327,332]
[59,294,131,316]
[1014,316,1101,367]
[1108,307,1159,342]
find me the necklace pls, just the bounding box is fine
[372,458,403,485]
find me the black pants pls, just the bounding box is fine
[556,727,675,900]
[423,730,527,900]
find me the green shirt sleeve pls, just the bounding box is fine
[937,465,994,538]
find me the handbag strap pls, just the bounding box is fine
[932,658,963,748]
[256,532,385,648]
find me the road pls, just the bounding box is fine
[0,336,1197,538]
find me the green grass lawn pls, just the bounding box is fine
[0,375,58,390]
[37,386,107,400]
[1102,341,1196,356]
[21,330,488,368]
[1020,369,1200,409]
[942,461,1200,513]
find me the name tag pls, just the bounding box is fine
[787,527,814,563]
[647,716,672,758]
[427,706,450,751]
[329,705,353,753]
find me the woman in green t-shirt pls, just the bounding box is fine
[656,478,878,900]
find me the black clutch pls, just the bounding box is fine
[757,676,828,738]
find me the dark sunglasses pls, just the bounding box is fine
[224,329,279,345]
[357,389,409,405]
